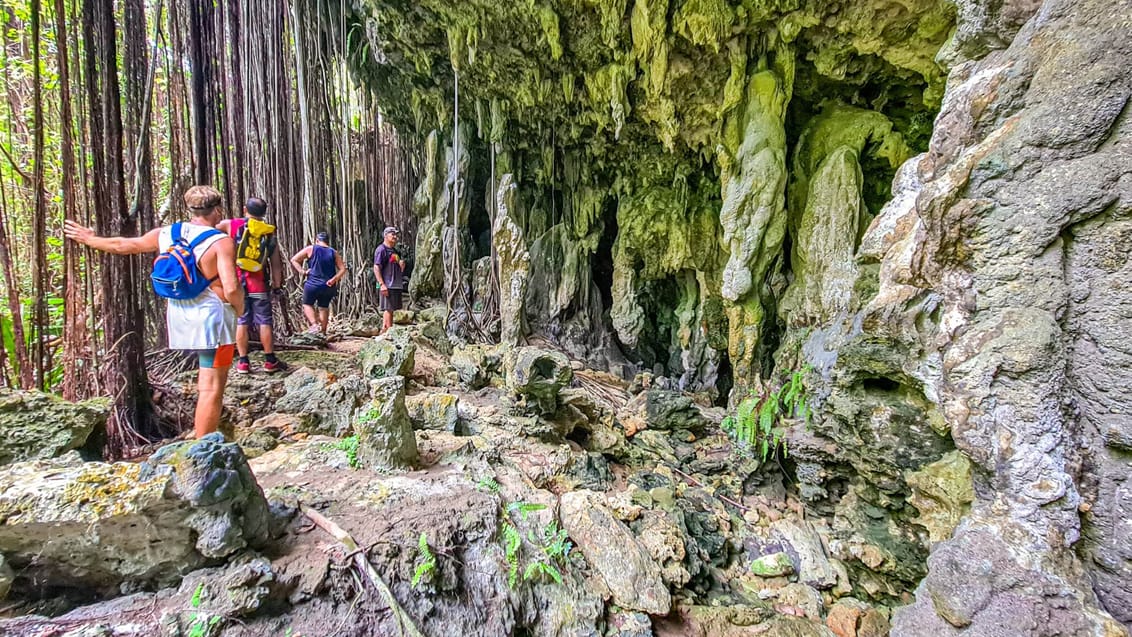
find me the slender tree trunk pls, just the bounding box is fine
[290,0,316,236]
[57,0,87,401]
[0,178,31,389]
[30,0,49,389]
[187,0,209,183]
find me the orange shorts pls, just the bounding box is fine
[197,344,235,369]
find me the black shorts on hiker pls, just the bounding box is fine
[238,293,273,327]
[302,282,337,308]
[380,289,403,312]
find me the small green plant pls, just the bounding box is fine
[506,501,546,519]
[499,501,572,588]
[333,435,360,469]
[722,366,811,461]
[411,532,438,588]
[502,520,523,588]
[475,476,501,493]
[186,583,222,637]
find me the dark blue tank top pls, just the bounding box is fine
[307,245,337,286]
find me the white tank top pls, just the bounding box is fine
[157,223,236,350]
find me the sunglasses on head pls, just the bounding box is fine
[189,199,222,210]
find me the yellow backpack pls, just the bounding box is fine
[235,217,275,273]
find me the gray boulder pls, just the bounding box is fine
[450,344,503,389]
[0,389,107,466]
[274,367,370,437]
[560,490,670,615]
[354,376,418,469]
[616,389,706,438]
[0,435,275,595]
[506,347,573,416]
[357,326,416,379]
[405,392,460,432]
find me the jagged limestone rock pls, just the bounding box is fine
[0,389,108,466]
[355,376,418,469]
[763,520,838,590]
[560,490,671,615]
[274,367,371,437]
[405,392,460,432]
[494,174,530,346]
[781,147,866,323]
[449,344,503,390]
[0,436,274,594]
[525,222,608,363]
[506,347,573,416]
[750,552,795,578]
[0,553,12,600]
[616,389,707,437]
[357,326,416,379]
[905,451,974,544]
[874,0,1132,628]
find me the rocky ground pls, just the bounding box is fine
[0,307,899,637]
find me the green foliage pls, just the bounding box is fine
[475,475,501,493]
[502,520,522,588]
[186,583,222,637]
[411,531,438,588]
[499,501,573,589]
[722,366,811,460]
[506,501,546,520]
[322,435,360,469]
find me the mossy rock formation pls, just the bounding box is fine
[311,0,1132,632]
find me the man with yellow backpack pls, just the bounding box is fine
[216,197,288,373]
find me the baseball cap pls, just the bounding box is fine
[316,231,329,242]
[383,226,399,236]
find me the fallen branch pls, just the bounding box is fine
[300,504,425,637]
[671,467,752,513]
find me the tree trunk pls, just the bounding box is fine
[187,0,209,184]
[83,0,154,457]
[30,0,49,389]
[57,0,87,401]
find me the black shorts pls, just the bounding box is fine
[380,289,403,312]
[303,282,338,308]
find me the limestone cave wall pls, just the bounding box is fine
[315,0,1132,631]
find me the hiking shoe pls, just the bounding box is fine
[263,359,290,374]
[236,359,251,374]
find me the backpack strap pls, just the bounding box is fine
[186,227,223,252]
[170,222,184,245]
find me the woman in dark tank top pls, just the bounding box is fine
[289,232,347,334]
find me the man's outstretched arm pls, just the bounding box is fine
[64,220,160,255]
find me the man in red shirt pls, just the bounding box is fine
[217,197,287,373]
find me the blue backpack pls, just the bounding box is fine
[151,223,223,300]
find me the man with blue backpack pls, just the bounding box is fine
[64,185,244,439]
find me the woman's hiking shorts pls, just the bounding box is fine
[196,344,235,369]
[303,282,337,308]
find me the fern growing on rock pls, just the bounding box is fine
[723,365,811,460]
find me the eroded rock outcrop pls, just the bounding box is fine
[0,435,276,596]
[0,389,107,466]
